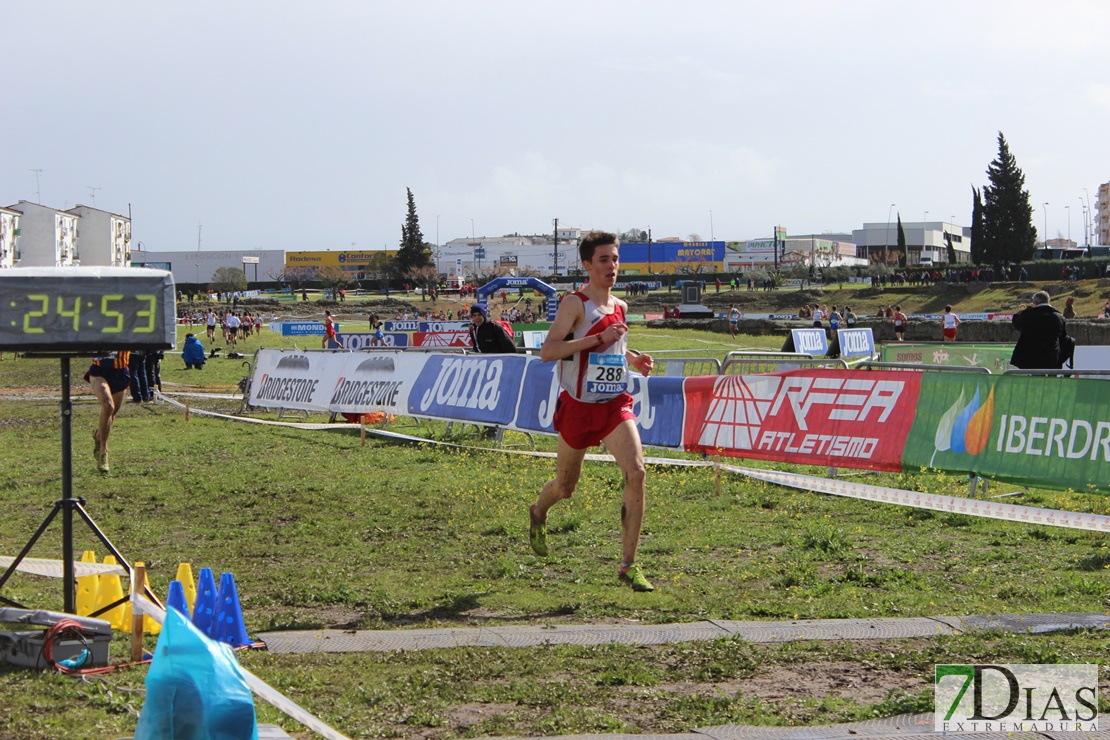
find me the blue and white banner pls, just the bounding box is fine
[333,332,409,349]
[836,328,875,359]
[408,355,528,425]
[281,321,339,336]
[383,320,469,333]
[791,328,828,356]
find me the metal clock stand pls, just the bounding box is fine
[0,267,176,615]
[0,356,161,616]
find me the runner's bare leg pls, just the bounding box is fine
[533,436,588,520]
[90,377,123,456]
[602,419,647,565]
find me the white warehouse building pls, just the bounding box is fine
[131,248,287,285]
[851,221,971,265]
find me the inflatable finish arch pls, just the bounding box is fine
[475,277,559,321]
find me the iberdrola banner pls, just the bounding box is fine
[902,373,1110,492]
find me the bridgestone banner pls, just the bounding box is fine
[249,349,1110,493]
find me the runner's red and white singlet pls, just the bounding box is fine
[558,292,629,404]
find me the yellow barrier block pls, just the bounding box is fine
[95,555,127,630]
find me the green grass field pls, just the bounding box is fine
[1,324,1109,738]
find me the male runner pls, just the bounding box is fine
[528,230,656,591]
[84,352,131,473]
[322,311,338,349]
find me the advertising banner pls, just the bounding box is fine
[836,328,875,359]
[681,371,922,471]
[510,360,681,445]
[281,321,336,336]
[326,352,421,416]
[521,330,549,349]
[791,328,828,356]
[902,373,1110,491]
[408,354,528,425]
[333,332,408,349]
[412,331,472,348]
[248,351,1110,493]
[383,320,469,333]
[880,342,1015,371]
[249,350,340,411]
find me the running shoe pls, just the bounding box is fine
[619,563,654,592]
[528,504,548,557]
[97,451,109,474]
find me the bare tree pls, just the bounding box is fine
[404,265,439,301]
[317,265,355,301]
[269,266,317,300]
[265,267,287,293]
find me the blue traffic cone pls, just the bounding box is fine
[166,579,191,619]
[213,572,250,647]
[192,567,218,637]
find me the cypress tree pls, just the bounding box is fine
[981,132,1037,263]
[396,187,432,275]
[970,186,985,263]
[896,214,907,268]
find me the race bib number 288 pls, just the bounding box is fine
[586,353,628,395]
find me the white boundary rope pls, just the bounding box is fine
[722,464,1110,533]
[159,396,1110,533]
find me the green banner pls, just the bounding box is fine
[881,342,1015,372]
[903,373,1110,492]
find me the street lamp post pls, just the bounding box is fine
[1084,188,1093,248]
[1042,202,1050,255]
[1080,197,1088,247]
[470,219,475,239]
[1066,205,1071,246]
[923,211,929,264]
[709,210,714,242]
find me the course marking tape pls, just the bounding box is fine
[722,464,1110,533]
[161,395,1110,533]
[0,556,127,578]
[132,594,352,740]
[160,391,244,400]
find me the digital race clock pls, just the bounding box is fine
[0,267,176,352]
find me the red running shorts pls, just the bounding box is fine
[553,391,636,450]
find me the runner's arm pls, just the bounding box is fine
[626,348,653,375]
[539,294,588,362]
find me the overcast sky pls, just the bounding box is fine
[5,1,1108,252]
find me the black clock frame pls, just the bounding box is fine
[0,268,173,614]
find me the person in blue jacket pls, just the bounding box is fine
[182,333,206,369]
